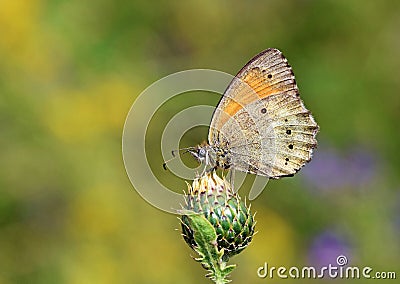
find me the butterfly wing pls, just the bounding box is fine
[208,48,318,178]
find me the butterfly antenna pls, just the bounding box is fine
[162,153,177,171]
[162,147,195,170]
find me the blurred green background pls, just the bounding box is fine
[1,0,399,283]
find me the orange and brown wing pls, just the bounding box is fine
[209,48,299,138]
[208,48,318,178]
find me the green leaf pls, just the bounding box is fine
[185,213,236,284]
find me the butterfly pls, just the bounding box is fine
[189,48,319,178]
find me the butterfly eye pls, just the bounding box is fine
[198,148,206,158]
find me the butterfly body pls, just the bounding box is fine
[192,48,318,179]
[191,143,231,170]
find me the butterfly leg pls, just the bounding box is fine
[199,152,210,176]
[227,169,236,191]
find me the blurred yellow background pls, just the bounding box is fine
[0,0,399,283]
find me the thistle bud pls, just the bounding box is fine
[181,171,255,260]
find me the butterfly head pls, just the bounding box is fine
[188,142,207,162]
[188,142,217,166]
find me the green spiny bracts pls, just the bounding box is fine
[181,171,255,261]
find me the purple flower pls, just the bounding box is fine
[308,230,351,269]
[346,147,377,186]
[301,143,379,191]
